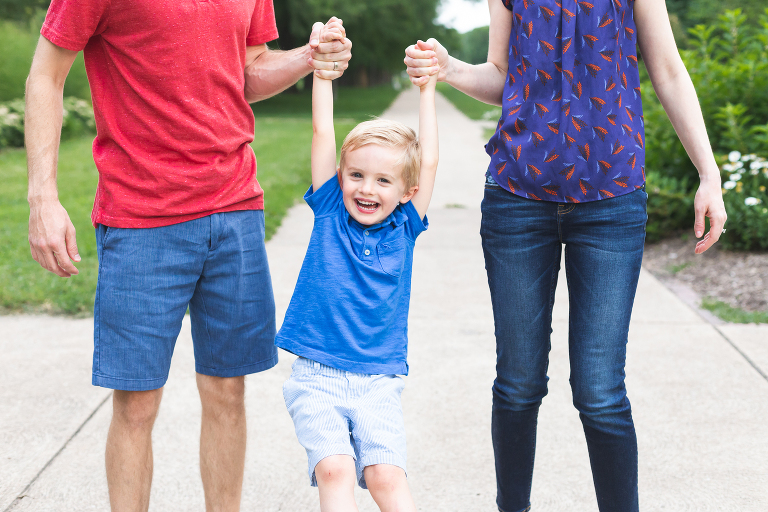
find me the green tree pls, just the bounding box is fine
[274,0,459,86]
[0,0,49,22]
[456,25,488,65]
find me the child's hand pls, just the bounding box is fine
[405,38,447,88]
[309,17,350,81]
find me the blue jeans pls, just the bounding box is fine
[480,186,647,512]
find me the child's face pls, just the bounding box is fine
[339,144,417,225]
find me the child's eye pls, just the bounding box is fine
[351,172,362,178]
[378,178,390,184]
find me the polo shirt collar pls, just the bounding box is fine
[346,204,408,231]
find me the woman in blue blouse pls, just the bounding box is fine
[405,0,726,510]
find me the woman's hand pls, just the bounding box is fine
[692,175,727,254]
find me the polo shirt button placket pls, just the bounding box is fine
[364,249,370,256]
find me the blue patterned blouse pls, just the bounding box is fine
[486,0,646,202]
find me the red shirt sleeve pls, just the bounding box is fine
[41,0,111,51]
[246,0,279,46]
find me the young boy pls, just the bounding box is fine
[274,27,439,512]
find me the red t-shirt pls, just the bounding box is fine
[42,0,279,228]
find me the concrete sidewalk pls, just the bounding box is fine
[2,87,767,511]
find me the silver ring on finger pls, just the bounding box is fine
[333,61,338,71]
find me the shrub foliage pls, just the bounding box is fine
[644,8,768,250]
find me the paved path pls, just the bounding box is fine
[2,87,767,511]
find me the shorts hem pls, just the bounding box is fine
[195,353,279,378]
[92,373,168,391]
[357,454,407,489]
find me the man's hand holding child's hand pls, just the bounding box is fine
[309,17,350,80]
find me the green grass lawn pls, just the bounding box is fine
[436,82,500,121]
[0,86,399,315]
[701,298,768,324]
[436,83,500,140]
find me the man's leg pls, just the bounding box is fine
[106,388,164,512]
[93,221,211,511]
[364,464,416,512]
[197,374,246,512]
[315,455,359,512]
[188,211,277,510]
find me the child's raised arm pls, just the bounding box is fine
[311,22,346,191]
[409,40,440,219]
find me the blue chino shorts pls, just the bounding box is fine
[283,357,408,489]
[93,210,278,391]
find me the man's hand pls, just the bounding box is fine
[404,38,448,88]
[28,199,80,277]
[693,175,727,254]
[307,17,351,80]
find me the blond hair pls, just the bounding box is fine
[339,119,421,190]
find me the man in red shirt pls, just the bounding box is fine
[25,0,351,509]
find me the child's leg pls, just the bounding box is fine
[315,455,359,512]
[363,464,416,512]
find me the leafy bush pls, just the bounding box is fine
[0,16,91,103]
[643,8,768,249]
[719,152,768,250]
[0,96,95,150]
[645,172,694,243]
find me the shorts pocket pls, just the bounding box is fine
[376,239,406,277]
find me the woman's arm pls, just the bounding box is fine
[403,0,512,106]
[635,0,726,254]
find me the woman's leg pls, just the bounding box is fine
[481,187,562,512]
[561,189,647,512]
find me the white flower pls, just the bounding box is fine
[744,197,760,206]
[734,161,744,170]
[722,163,734,172]
[743,154,758,162]
[730,173,742,181]
[728,151,742,162]
[750,161,762,170]
[724,181,737,189]
[751,169,760,176]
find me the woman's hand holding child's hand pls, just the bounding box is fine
[404,38,448,88]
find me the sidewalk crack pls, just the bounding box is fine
[3,392,112,512]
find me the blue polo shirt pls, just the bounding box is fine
[274,175,428,375]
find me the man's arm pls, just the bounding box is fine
[410,41,439,219]
[403,0,511,106]
[26,36,81,278]
[244,18,352,103]
[635,0,726,254]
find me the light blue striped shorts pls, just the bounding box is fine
[282,357,407,489]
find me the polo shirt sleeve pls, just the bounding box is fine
[246,0,279,46]
[304,175,342,217]
[41,0,110,52]
[400,201,428,241]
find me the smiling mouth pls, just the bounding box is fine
[355,199,380,214]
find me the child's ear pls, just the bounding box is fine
[400,185,419,204]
